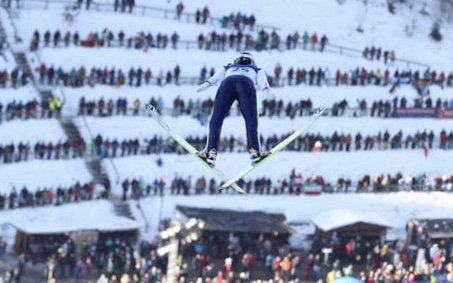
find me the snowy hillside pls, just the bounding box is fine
[0,0,452,244]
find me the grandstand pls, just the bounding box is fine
[1,0,453,282]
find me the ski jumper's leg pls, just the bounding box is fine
[207,78,236,151]
[235,77,260,150]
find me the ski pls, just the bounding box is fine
[145,104,247,194]
[220,107,326,189]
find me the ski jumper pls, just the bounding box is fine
[205,63,270,152]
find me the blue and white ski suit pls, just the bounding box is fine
[204,63,270,152]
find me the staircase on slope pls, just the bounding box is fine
[84,158,110,185]
[3,11,132,219]
[10,49,113,200]
[85,157,134,217]
[60,116,83,142]
[12,52,34,81]
[111,198,135,220]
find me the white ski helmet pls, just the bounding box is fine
[234,51,256,65]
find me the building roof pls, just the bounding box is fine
[7,200,143,235]
[312,208,393,232]
[176,205,294,234]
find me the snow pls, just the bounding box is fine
[0,0,453,247]
[8,200,142,234]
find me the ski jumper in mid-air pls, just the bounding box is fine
[195,51,272,167]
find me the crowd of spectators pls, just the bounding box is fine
[30,28,181,51]
[117,169,453,200]
[8,209,453,283]
[0,137,86,164]
[29,0,427,98]
[112,169,453,203]
[183,170,443,195]
[362,46,396,65]
[16,234,167,283]
[21,231,277,283]
[34,63,185,88]
[29,27,331,55]
[309,231,453,283]
[89,134,141,159]
[3,0,435,72]
[0,68,31,88]
[219,11,256,31]
[194,29,328,53]
[17,27,453,90]
[29,60,453,89]
[0,180,99,210]
[271,66,452,88]
[73,96,453,124]
[3,118,453,166]
[0,97,63,123]
[24,21,428,82]
[112,0,135,14]
[263,96,453,119]
[194,5,210,25]
[2,129,452,198]
[35,63,185,88]
[82,124,453,165]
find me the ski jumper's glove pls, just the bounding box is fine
[196,82,211,92]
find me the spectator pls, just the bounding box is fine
[320,34,328,52]
[127,0,135,13]
[175,1,184,20]
[202,6,210,24]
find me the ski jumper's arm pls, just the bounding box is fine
[256,69,272,100]
[256,69,270,91]
[206,67,227,85]
[196,67,226,92]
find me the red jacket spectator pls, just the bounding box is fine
[310,33,318,44]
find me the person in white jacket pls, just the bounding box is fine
[196,51,272,167]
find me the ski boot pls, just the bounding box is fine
[249,148,270,165]
[197,148,217,167]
